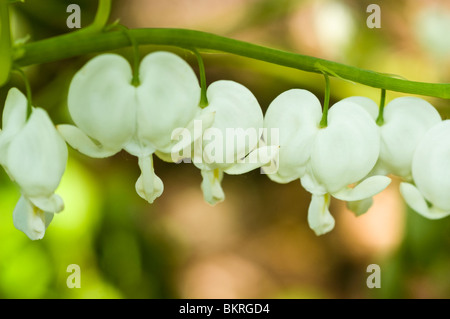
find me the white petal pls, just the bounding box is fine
[340,96,379,120]
[13,195,54,240]
[427,207,450,219]
[200,169,225,205]
[68,54,135,151]
[155,150,178,163]
[1,88,27,135]
[200,80,263,168]
[224,145,279,175]
[307,194,335,236]
[378,97,441,179]
[28,193,64,214]
[300,167,327,196]
[400,182,450,220]
[399,182,429,217]
[411,121,450,211]
[311,100,380,193]
[0,88,28,163]
[263,89,322,183]
[332,176,391,201]
[58,124,121,158]
[136,51,201,151]
[135,155,164,204]
[6,108,68,198]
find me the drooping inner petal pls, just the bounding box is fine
[200,168,225,206]
[13,195,54,240]
[135,155,164,204]
[28,193,64,214]
[307,193,335,236]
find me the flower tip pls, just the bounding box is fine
[13,196,51,240]
[204,195,225,206]
[312,225,333,236]
[29,229,45,241]
[307,194,335,236]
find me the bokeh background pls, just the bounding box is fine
[0,0,449,299]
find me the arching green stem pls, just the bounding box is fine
[319,74,330,128]
[9,29,450,100]
[193,49,209,108]
[376,89,386,126]
[76,0,112,34]
[110,25,141,86]
[91,0,111,32]
[0,0,12,86]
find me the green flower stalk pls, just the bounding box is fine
[11,28,450,99]
[0,0,12,86]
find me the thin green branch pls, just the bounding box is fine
[91,0,111,32]
[12,68,32,116]
[319,74,331,128]
[65,0,111,36]
[376,89,386,126]
[192,49,209,108]
[0,0,12,86]
[111,24,141,86]
[10,28,450,99]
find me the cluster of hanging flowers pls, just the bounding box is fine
[262,90,447,235]
[1,51,449,240]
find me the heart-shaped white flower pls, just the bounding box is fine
[348,96,442,180]
[263,89,390,235]
[0,88,68,240]
[58,51,213,204]
[188,80,277,205]
[344,96,441,215]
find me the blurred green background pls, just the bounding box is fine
[0,0,449,299]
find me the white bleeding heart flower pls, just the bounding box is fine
[343,96,441,215]
[58,51,214,204]
[263,89,390,236]
[0,88,68,240]
[400,120,450,220]
[191,80,278,205]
